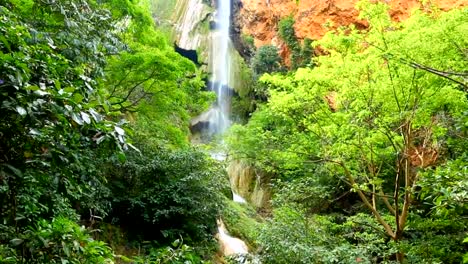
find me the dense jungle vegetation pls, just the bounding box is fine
[0,0,227,262]
[229,2,468,263]
[0,0,467,263]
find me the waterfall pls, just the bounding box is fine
[208,0,254,258]
[216,219,249,256]
[209,0,232,135]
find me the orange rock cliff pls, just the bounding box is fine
[237,0,467,48]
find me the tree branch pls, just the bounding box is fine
[326,159,396,239]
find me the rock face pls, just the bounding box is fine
[238,0,467,48]
[227,160,271,209]
[171,0,213,64]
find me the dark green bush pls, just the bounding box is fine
[106,146,229,244]
[251,45,282,76]
[277,16,314,69]
[129,239,210,264]
[278,16,298,49]
[0,0,125,232]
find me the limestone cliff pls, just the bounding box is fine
[238,0,467,50]
[227,160,271,210]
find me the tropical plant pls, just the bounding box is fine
[0,0,128,233]
[3,217,115,263]
[105,146,230,244]
[277,16,314,69]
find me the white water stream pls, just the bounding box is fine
[209,0,252,258]
[175,0,250,258]
[216,219,249,256]
[208,0,232,135]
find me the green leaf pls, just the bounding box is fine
[0,35,11,52]
[71,112,83,125]
[89,108,102,122]
[10,238,23,246]
[81,112,91,124]
[26,85,40,91]
[73,93,84,103]
[117,152,126,162]
[5,164,23,177]
[64,87,75,93]
[15,106,27,116]
[115,126,125,135]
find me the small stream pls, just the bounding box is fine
[216,219,249,256]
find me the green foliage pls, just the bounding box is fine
[258,207,397,264]
[271,175,341,214]
[464,236,468,263]
[300,38,314,67]
[128,239,209,264]
[101,0,213,148]
[278,16,297,49]
[0,0,127,231]
[251,45,282,77]
[259,206,466,263]
[230,51,257,122]
[419,156,468,217]
[277,16,314,69]
[106,146,229,244]
[400,215,467,263]
[229,2,468,262]
[104,42,212,148]
[221,199,261,247]
[0,0,221,262]
[1,217,114,263]
[241,34,255,49]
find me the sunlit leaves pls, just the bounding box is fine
[228,4,468,261]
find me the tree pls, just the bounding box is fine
[228,2,468,261]
[101,0,214,148]
[0,0,128,226]
[251,45,282,76]
[104,146,229,243]
[0,0,226,261]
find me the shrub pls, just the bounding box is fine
[277,16,314,69]
[278,16,298,49]
[129,239,210,264]
[221,199,261,247]
[106,146,230,244]
[251,45,282,76]
[5,217,114,263]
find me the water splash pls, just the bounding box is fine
[217,219,248,256]
[233,192,247,203]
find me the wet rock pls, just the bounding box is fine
[227,160,271,210]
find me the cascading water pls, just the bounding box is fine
[209,0,232,135]
[209,0,254,259]
[210,0,247,209]
[171,0,255,260]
